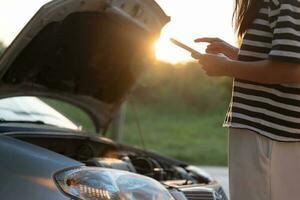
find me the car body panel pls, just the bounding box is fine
[0,135,82,200]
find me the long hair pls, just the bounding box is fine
[233,0,263,40]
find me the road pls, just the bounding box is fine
[200,166,229,198]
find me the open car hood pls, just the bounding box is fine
[0,0,169,132]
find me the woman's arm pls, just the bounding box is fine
[193,37,300,84]
[193,53,300,84]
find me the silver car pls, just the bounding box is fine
[0,0,228,200]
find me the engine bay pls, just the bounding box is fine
[12,134,210,185]
[8,133,227,200]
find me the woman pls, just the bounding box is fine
[193,0,300,199]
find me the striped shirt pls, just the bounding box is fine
[224,0,300,141]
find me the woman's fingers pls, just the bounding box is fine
[194,37,223,43]
[206,43,225,54]
[194,39,228,55]
[206,48,222,54]
[191,52,202,59]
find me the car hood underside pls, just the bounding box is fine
[0,0,169,131]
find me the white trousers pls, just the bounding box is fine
[229,128,300,200]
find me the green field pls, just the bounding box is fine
[38,60,233,166]
[121,100,229,166]
[118,62,232,166]
[45,94,230,166]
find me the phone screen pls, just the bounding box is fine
[170,38,201,55]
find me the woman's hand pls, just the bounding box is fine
[192,52,300,84]
[191,37,300,84]
[192,53,230,77]
[194,37,239,60]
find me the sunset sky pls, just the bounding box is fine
[0,0,236,63]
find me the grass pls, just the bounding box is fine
[118,61,231,166]
[120,100,229,166]
[42,98,96,131]
[44,95,230,166]
[37,61,232,166]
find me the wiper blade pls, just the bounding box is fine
[0,119,47,125]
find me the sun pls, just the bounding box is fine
[154,0,236,64]
[154,27,194,64]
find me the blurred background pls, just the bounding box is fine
[0,0,237,166]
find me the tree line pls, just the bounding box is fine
[0,41,5,55]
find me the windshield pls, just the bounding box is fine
[0,96,80,130]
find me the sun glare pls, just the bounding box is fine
[0,0,51,46]
[155,27,194,64]
[155,0,236,64]
[0,0,236,64]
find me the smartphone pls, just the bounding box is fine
[170,38,201,55]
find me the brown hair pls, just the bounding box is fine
[233,0,263,40]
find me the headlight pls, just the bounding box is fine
[55,167,175,200]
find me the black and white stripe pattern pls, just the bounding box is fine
[224,0,300,141]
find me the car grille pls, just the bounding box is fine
[216,187,227,200]
[182,190,214,200]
